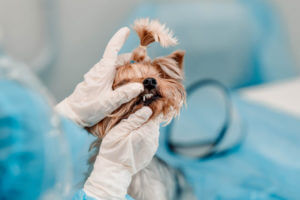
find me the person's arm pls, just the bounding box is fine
[72,107,160,200]
[55,27,161,199]
[55,27,143,127]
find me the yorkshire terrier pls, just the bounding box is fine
[87,18,195,200]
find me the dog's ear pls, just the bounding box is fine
[167,50,185,70]
[153,50,185,80]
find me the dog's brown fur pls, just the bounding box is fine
[86,18,186,168]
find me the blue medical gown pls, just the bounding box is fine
[73,191,134,200]
[0,79,133,200]
[157,94,300,199]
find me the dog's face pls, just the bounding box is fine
[88,50,186,137]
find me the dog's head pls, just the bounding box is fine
[88,18,186,137]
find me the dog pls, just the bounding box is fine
[87,18,195,200]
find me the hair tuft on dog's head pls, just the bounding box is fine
[133,18,178,47]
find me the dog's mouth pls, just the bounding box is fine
[136,89,161,106]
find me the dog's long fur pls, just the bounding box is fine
[86,18,195,200]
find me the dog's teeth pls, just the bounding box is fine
[142,93,154,102]
[145,94,153,99]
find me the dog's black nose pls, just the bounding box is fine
[143,78,157,90]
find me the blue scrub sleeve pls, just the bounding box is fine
[0,79,135,200]
[73,190,135,200]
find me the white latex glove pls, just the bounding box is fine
[56,27,143,127]
[83,107,160,200]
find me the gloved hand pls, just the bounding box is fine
[83,107,160,200]
[56,27,143,127]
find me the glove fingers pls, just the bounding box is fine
[83,52,133,89]
[102,27,130,62]
[110,83,143,111]
[93,27,130,87]
[129,120,160,169]
[116,53,132,67]
[82,28,130,88]
[108,107,152,138]
[132,119,160,147]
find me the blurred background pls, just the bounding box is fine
[1,0,300,199]
[0,0,299,101]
